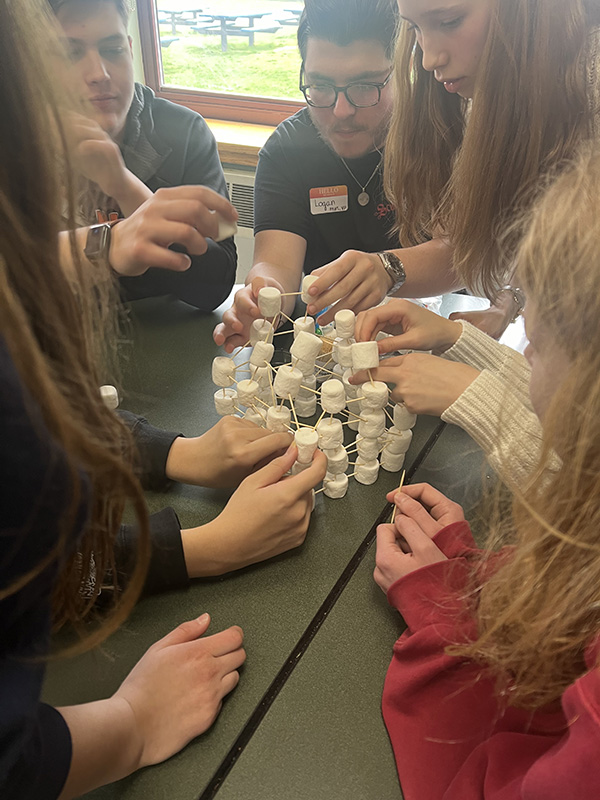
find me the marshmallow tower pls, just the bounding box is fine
[380,405,416,472]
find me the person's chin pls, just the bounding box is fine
[328,131,372,160]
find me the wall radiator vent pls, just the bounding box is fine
[224,169,255,233]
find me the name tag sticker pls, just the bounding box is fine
[310,185,348,215]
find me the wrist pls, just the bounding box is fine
[181,518,234,578]
[500,285,526,324]
[165,436,209,486]
[434,319,463,354]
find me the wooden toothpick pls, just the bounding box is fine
[289,394,300,429]
[390,469,406,524]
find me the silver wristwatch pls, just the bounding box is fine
[377,251,406,295]
[502,285,526,323]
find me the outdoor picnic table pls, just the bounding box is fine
[157,2,207,35]
[193,10,280,51]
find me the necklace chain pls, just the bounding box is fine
[339,147,382,206]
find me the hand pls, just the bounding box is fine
[108,186,238,276]
[305,250,391,324]
[184,446,328,576]
[386,483,465,532]
[213,276,286,353]
[355,299,462,355]
[114,614,245,768]
[374,491,451,592]
[165,417,292,488]
[351,352,480,416]
[449,306,511,340]
[66,112,128,197]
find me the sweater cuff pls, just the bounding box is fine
[387,558,473,633]
[119,411,181,490]
[443,321,509,373]
[441,369,509,454]
[432,520,478,559]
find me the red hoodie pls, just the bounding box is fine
[382,521,600,800]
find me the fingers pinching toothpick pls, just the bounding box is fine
[390,469,406,524]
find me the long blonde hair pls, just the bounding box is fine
[385,0,599,299]
[0,0,149,647]
[452,145,600,709]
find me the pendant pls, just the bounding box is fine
[357,191,370,206]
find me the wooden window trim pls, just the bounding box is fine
[137,0,304,126]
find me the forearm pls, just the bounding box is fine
[58,228,94,280]
[58,698,141,798]
[111,171,152,218]
[246,260,303,317]
[390,239,462,298]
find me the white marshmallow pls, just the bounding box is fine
[383,427,413,455]
[237,379,260,407]
[301,274,318,303]
[274,365,303,399]
[212,356,236,387]
[214,388,238,416]
[249,319,274,345]
[244,407,266,427]
[258,387,274,406]
[393,403,417,430]
[252,365,271,388]
[359,381,389,410]
[295,395,318,418]
[250,341,275,367]
[291,460,311,475]
[356,436,381,461]
[320,379,346,414]
[323,472,348,499]
[336,338,354,368]
[257,286,282,318]
[290,330,323,362]
[351,341,380,371]
[293,316,315,337]
[342,369,359,399]
[100,384,119,410]
[347,418,360,432]
[354,457,380,486]
[298,374,317,399]
[266,405,291,432]
[316,417,344,449]
[332,364,345,380]
[293,356,317,378]
[212,210,238,242]
[334,309,355,339]
[380,451,405,473]
[295,428,319,463]
[357,409,386,439]
[324,445,349,474]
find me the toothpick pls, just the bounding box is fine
[232,340,251,355]
[342,417,364,426]
[368,369,375,387]
[280,291,303,297]
[390,470,406,524]
[346,395,366,404]
[384,407,395,426]
[273,328,293,337]
[267,363,276,406]
[280,311,295,324]
[315,408,327,428]
[299,383,320,395]
[289,394,300,429]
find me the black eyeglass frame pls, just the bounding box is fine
[299,66,393,108]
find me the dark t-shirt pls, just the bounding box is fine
[254,108,397,273]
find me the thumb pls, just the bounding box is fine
[250,276,270,299]
[158,613,211,648]
[245,444,298,488]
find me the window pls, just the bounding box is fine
[137,0,305,125]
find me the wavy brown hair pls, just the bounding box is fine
[385,0,600,299]
[0,0,149,649]
[451,145,600,709]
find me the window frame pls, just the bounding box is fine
[137,0,305,125]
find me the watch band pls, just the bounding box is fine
[377,251,406,296]
[502,285,526,323]
[84,220,121,268]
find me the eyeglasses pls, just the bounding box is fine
[299,67,393,108]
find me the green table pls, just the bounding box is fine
[43,294,490,799]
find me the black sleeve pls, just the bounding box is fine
[118,410,180,491]
[117,508,189,595]
[119,115,237,311]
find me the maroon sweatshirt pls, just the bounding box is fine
[382,521,600,800]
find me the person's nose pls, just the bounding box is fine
[332,89,356,119]
[420,35,449,74]
[82,50,111,85]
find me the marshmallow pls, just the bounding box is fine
[351,341,380,371]
[293,356,317,378]
[250,319,274,345]
[335,338,354,368]
[316,417,344,449]
[274,365,303,399]
[354,457,380,486]
[356,436,381,461]
[393,403,417,430]
[360,381,389,410]
[252,365,271,388]
[347,418,360,432]
[298,374,317,399]
[294,316,315,337]
[332,364,345,381]
[324,445,349,474]
[334,309,356,339]
[342,369,359,399]
[245,407,266,427]
[266,405,291,432]
[357,409,386,439]
[237,379,260,407]
[212,210,238,242]
[295,428,319,463]
[295,395,318,417]
[323,471,348,499]
[291,460,311,475]
[290,330,323,362]
[257,286,282,318]
[212,356,236,387]
[100,384,119,410]
[301,274,318,303]
[250,341,275,367]
[380,451,405,473]
[320,379,346,414]
[214,388,238,416]
[383,427,413,455]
